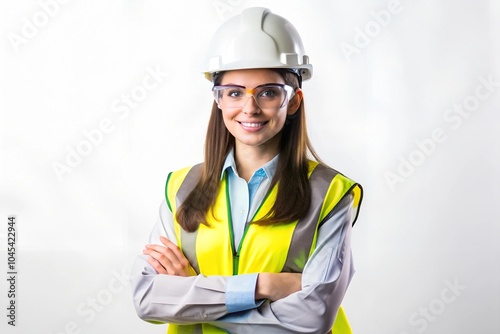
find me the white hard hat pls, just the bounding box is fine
[204,7,313,83]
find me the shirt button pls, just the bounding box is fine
[240,210,244,214]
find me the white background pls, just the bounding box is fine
[1,0,499,333]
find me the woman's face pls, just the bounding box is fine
[217,69,296,155]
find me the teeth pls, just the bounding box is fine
[240,122,264,128]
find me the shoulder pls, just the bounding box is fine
[309,161,363,225]
[167,163,203,184]
[165,163,204,209]
[308,161,360,188]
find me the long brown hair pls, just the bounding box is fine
[176,70,323,232]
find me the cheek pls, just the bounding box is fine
[221,110,236,129]
[221,108,236,120]
[272,110,287,126]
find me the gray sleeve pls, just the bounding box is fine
[147,200,177,245]
[130,200,231,324]
[208,193,356,334]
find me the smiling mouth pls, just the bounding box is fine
[238,121,268,128]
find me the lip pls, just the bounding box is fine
[237,121,268,132]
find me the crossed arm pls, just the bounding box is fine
[143,235,302,302]
[130,194,355,333]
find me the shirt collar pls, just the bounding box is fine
[221,149,279,181]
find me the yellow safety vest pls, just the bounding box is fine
[165,161,362,334]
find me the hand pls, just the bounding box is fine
[256,272,302,302]
[143,236,191,276]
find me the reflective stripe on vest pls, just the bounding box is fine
[165,161,362,334]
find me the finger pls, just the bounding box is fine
[146,245,189,275]
[159,237,184,259]
[145,244,182,266]
[144,247,180,274]
[145,244,168,254]
[148,248,181,270]
[159,237,189,268]
[146,254,168,275]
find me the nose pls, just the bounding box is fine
[242,94,261,115]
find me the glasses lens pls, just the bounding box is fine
[254,86,286,109]
[214,84,293,110]
[215,86,245,107]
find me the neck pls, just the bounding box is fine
[234,144,278,182]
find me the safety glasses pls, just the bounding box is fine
[213,83,295,110]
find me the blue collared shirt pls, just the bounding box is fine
[221,149,279,248]
[222,150,280,313]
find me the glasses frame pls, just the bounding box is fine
[212,83,296,110]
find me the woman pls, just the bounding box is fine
[131,7,363,334]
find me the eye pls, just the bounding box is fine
[226,88,244,98]
[259,87,281,99]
